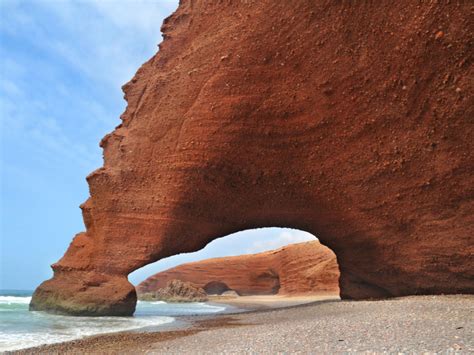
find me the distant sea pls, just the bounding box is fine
[0,289,226,351]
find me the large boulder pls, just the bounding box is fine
[154,280,208,303]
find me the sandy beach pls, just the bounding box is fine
[10,294,473,354]
[209,294,340,310]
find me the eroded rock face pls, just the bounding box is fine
[137,241,339,296]
[31,0,473,316]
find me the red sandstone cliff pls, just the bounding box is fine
[31,1,473,316]
[137,241,339,296]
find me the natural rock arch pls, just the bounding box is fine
[31,1,473,316]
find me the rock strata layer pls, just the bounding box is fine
[137,241,340,296]
[31,0,473,316]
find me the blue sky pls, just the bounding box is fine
[0,0,314,290]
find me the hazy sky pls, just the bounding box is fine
[0,0,315,290]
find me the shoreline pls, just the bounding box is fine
[209,293,340,311]
[9,316,244,355]
[9,294,474,354]
[7,295,336,354]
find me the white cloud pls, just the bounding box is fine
[28,117,99,170]
[90,0,178,33]
[245,229,316,254]
[0,79,22,96]
[1,1,180,174]
[38,0,179,89]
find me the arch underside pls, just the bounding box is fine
[30,0,474,316]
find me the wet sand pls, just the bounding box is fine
[10,295,473,354]
[209,293,340,310]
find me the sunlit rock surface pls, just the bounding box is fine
[137,241,340,296]
[31,0,473,316]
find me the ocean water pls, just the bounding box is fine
[0,290,226,352]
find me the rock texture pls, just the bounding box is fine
[137,241,339,296]
[31,1,473,316]
[151,279,208,303]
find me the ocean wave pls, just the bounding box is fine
[196,304,226,313]
[0,296,32,304]
[137,300,167,305]
[193,302,226,310]
[0,297,226,351]
[0,315,174,352]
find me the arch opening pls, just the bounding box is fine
[132,227,340,303]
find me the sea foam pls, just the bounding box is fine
[0,296,32,304]
[0,294,225,351]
